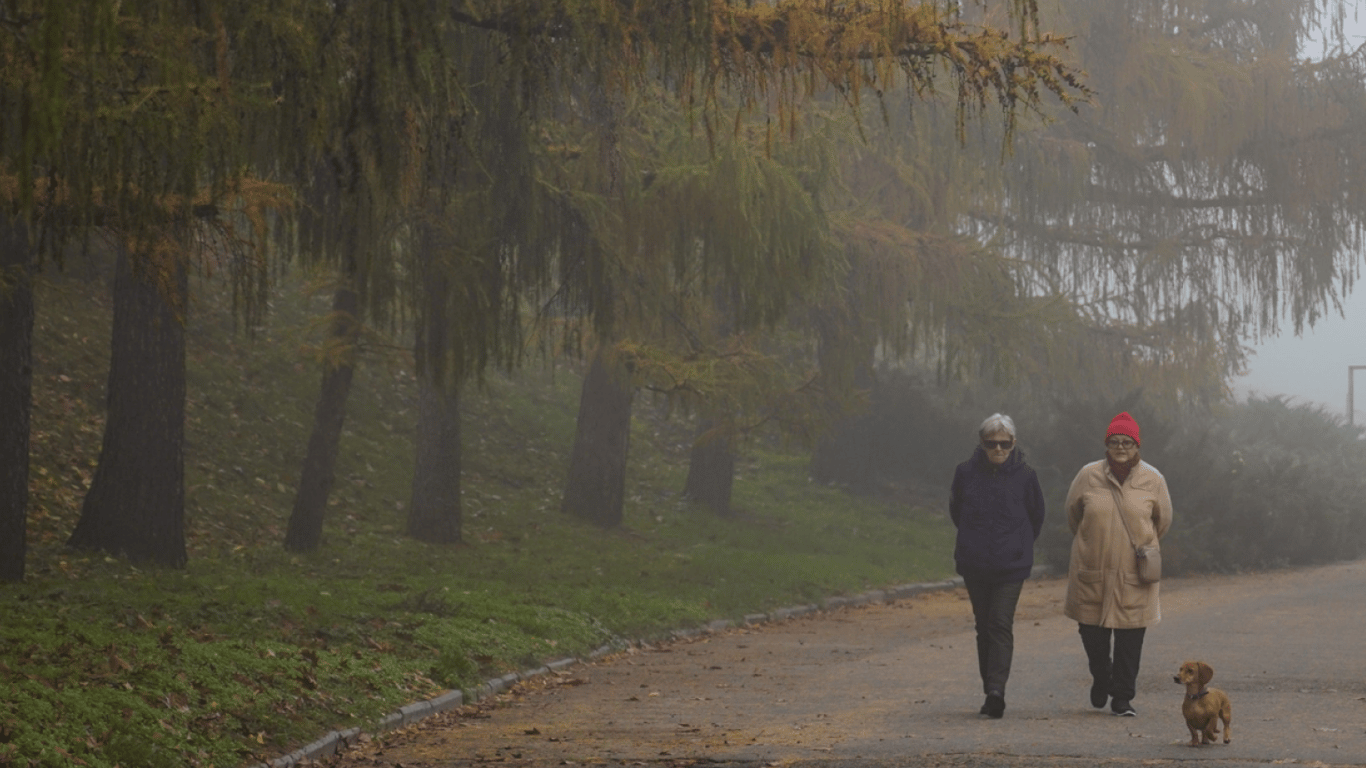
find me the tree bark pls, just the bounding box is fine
[0,214,34,582]
[561,347,634,528]
[68,243,188,567]
[284,284,358,553]
[809,339,876,492]
[683,419,736,517]
[809,414,876,491]
[407,267,462,544]
[408,375,462,543]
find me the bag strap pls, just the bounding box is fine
[1107,484,1144,551]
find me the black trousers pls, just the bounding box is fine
[963,576,1024,696]
[1077,623,1147,703]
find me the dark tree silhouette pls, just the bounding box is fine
[285,281,359,553]
[682,420,737,517]
[0,215,34,581]
[561,349,635,528]
[68,244,188,566]
[407,256,462,544]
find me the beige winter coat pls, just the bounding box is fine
[1063,459,1173,629]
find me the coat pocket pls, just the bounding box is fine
[1118,571,1150,611]
[1072,568,1104,605]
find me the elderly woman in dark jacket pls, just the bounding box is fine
[949,413,1047,719]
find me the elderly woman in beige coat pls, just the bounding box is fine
[1063,412,1172,717]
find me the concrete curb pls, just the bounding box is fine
[250,570,1049,767]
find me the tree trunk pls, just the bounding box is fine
[0,214,34,582]
[809,339,876,491]
[408,375,462,543]
[683,419,736,517]
[407,267,462,544]
[284,283,358,553]
[809,414,876,491]
[561,347,634,527]
[68,244,188,567]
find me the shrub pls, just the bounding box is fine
[1160,397,1366,572]
[861,374,1366,576]
[1037,396,1366,575]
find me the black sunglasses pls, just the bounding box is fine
[982,439,1014,450]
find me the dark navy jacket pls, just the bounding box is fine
[949,446,1047,583]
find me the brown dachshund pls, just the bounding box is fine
[1174,661,1232,746]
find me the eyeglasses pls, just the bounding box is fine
[1106,437,1137,449]
[982,439,1014,450]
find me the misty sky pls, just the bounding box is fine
[1234,284,1366,422]
[1229,12,1366,424]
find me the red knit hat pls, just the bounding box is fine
[1106,412,1140,446]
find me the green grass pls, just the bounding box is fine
[4,268,955,768]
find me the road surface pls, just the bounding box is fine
[318,560,1366,767]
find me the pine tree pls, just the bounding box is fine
[981,0,1366,406]
[1,1,290,574]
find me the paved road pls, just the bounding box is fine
[322,560,1366,767]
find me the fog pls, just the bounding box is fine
[1231,14,1366,424]
[1235,284,1366,422]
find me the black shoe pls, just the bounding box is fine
[1110,700,1136,717]
[981,692,1005,719]
[1089,680,1108,709]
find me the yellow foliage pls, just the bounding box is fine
[705,0,1090,142]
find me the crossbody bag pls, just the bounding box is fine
[1108,486,1161,583]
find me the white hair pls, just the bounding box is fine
[978,413,1017,440]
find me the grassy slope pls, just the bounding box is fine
[2,270,955,768]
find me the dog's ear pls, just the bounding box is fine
[1197,662,1214,685]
